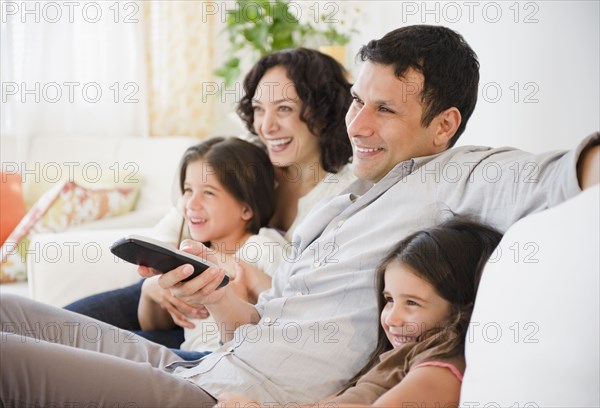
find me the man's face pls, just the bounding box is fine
[346,62,443,183]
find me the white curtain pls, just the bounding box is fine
[143,1,215,138]
[1,0,149,159]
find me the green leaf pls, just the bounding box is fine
[225,57,240,68]
[244,24,269,51]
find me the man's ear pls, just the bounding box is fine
[433,107,461,149]
[241,205,253,221]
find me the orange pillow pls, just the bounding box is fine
[0,173,26,246]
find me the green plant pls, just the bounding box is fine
[215,0,355,86]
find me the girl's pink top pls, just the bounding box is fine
[412,361,464,382]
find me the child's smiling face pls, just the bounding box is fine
[380,261,452,348]
[182,160,252,250]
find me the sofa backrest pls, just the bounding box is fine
[19,136,198,211]
[461,185,599,406]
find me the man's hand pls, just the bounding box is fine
[143,239,231,308]
[577,144,600,190]
[161,264,229,306]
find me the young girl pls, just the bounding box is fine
[138,136,287,353]
[219,218,502,406]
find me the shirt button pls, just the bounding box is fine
[337,220,344,228]
[264,317,272,324]
[313,261,321,268]
[226,346,234,353]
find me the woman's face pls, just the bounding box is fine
[182,160,252,250]
[380,261,452,348]
[251,66,322,172]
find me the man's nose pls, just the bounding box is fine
[346,105,374,138]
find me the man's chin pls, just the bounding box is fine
[351,162,385,183]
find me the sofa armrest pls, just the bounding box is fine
[27,228,152,307]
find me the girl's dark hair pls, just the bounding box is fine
[237,48,353,173]
[343,217,502,391]
[178,137,275,234]
[358,25,480,147]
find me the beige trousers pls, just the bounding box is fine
[0,294,217,407]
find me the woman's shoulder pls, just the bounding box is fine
[304,163,357,203]
[321,163,357,190]
[285,164,357,240]
[239,227,289,277]
[152,206,185,246]
[249,227,288,245]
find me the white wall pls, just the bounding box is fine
[212,1,598,152]
[343,0,599,152]
[210,1,600,153]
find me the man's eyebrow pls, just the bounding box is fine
[350,90,397,107]
[375,99,397,107]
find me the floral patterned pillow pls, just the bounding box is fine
[0,181,139,283]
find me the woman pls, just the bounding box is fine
[64,48,355,348]
[238,47,354,239]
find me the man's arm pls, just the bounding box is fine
[577,144,600,190]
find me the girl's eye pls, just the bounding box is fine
[252,105,263,113]
[183,188,192,195]
[384,296,394,304]
[378,106,394,114]
[278,105,292,112]
[406,299,420,307]
[203,190,215,196]
[352,96,363,105]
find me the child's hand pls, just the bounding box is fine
[160,289,210,328]
[137,265,162,279]
[141,276,209,328]
[217,393,260,407]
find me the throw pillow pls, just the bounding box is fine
[0,181,140,283]
[0,173,27,246]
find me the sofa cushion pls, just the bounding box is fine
[461,185,599,407]
[0,181,139,283]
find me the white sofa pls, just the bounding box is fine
[461,184,599,406]
[3,135,199,305]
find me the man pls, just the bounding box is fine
[1,25,598,406]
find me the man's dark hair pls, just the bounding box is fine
[238,48,353,173]
[358,25,480,147]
